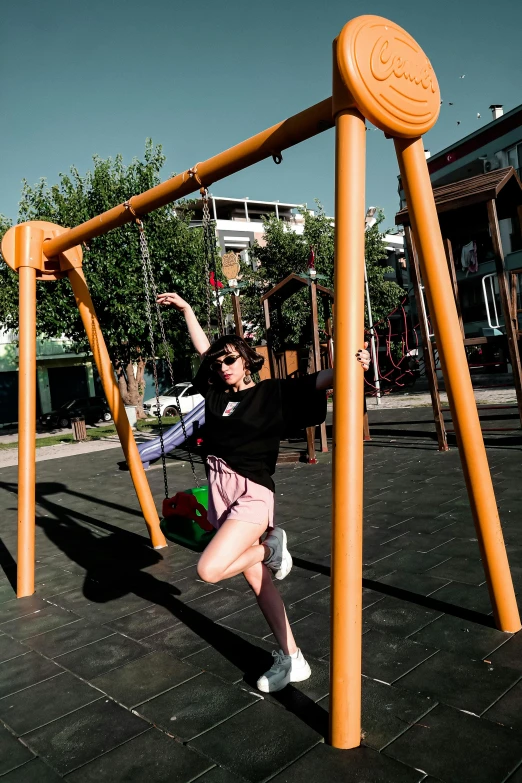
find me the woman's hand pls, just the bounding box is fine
[316,342,371,389]
[156,292,190,312]
[158,293,210,356]
[357,342,370,371]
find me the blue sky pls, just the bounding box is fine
[2,0,521,230]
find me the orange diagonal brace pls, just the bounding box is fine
[43,99,334,259]
[395,136,521,633]
[68,268,167,550]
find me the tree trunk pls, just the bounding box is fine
[115,359,132,405]
[125,360,140,406]
[135,356,147,419]
[113,356,148,419]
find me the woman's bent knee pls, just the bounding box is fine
[197,560,222,584]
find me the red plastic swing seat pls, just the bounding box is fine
[160,487,216,552]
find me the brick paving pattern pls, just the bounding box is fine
[0,405,521,781]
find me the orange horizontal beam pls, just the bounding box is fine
[44,98,334,259]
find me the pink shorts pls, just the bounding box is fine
[206,455,274,531]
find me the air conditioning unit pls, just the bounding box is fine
[483,157,501,173]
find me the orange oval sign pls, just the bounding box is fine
[337,16,440,137]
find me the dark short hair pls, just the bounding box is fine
[203,334,264,379]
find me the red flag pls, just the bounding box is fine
[209,271,224,289]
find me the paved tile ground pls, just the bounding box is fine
[0,404,522,781]
[0,438,121,469]
[366,386,519,409]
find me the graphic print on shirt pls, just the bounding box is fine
[222,401,240,417]
[191,366,327,491]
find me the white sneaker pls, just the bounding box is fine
[256,648,312,693]
[264,527,293,580]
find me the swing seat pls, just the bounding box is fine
[160,487,216,552]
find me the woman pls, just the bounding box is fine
[157,291,370,692]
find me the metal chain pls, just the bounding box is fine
[201,189,224,337]
[137,221,199,491]
[201,192,213,340]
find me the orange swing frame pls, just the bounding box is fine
[3,15,520,750]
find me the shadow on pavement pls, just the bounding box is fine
[292,556,496,629]
[0,478,327,737]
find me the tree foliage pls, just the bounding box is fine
[239,203,334,350]
[0,141,208,411]
[0,149,405,407]
[364,210,406,325]
[239,203,404,350]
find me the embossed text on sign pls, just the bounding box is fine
[370,36,437,93]
[337,16,440,137]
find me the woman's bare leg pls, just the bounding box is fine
[197,520,299,655]
[243,561,298,656]
[197,517,270,584]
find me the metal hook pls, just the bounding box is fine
[124,200,138,219]
[124,200,143,229]
[187,165,203,186]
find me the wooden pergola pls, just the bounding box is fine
[396,166,522,450]
[260,272,334,462]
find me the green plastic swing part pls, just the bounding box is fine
[160,486,216,553]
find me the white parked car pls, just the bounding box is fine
[143,382,204,418]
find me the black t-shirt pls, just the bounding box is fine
[193,367,327,491]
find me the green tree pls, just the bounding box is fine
[364,210,405,325]
[239,203,334,350]
[239,203,403,350]
[0,141,208,415]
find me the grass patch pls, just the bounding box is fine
[0,435,74,450]
[0,416,181,451]
[138,416,180,433]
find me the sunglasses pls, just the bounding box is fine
[211,354,241,372]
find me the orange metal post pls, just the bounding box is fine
[395,136,521,632]
[43,99,334,259]
[330,87,366,748]
[67,268,167,549]
[16,225,40,597]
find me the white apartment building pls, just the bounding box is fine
[185,196,306,258]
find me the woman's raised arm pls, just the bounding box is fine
[156,292,210,357]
